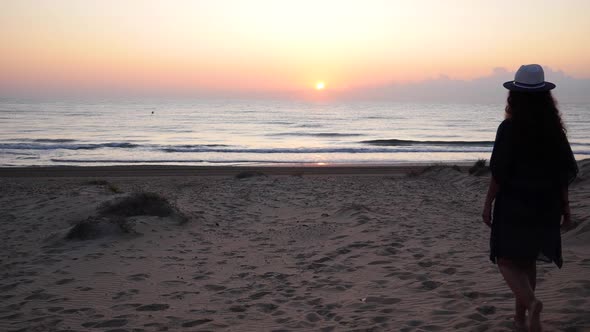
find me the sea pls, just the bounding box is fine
[1,99,589,167]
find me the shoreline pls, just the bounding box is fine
[0,163,472,177]
[2,157,587,177]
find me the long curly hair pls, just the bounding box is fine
[505,90,566,156]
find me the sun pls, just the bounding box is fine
[315,81,325,90]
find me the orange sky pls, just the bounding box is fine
[1,0,590,97]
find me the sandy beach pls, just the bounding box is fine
[1,162,589,332]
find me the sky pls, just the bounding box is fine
[1,0,590,101]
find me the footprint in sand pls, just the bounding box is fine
[25,290,56,301]
[420,280,442,290]
[367,260,391,265]
[126,273,150,281]
[249,291,271,300]
[111,303,142,310]
[0,282,20,292]
[255,303,279,313]
[182,318,212,327]
[204,284,226,292]
[476,305,496,315]
[441,267,457,275]
[305,312,321,322]
[365,296,402,305]
[0,312,22,321]
[229,305,248,312]
[83,318,128,328]
[60,308,87,314]
[135,303,169,311]
[55,278,75,285]
[112,289,139,300]
[161,290,200,300]
[384,271,414,280]
[192,273,211,281]
[159,280,186,287]
[377,247,399,256]
[465,312,488,323]
[46,307,63,313]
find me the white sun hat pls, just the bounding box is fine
[503,64,556,92]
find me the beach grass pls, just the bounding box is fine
[66,216,134,240]
[235,171,266,179]
[98,192,177,218]
[407,163,461,177]
[469,158,489,176]
[85,179,123,193]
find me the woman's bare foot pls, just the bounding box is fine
[515,299,526,329]
[527,299,543,332]
[513,315,526,330]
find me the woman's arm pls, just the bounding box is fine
[482,176,500,227]
[561,185,572,228]
[484,120,511,227]
[558,131,576,229]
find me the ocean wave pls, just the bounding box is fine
[292,124,323,128]
[268,132,364,137]
[263,121,293,125]
[2,141,587,156]
[572,142,590,147]
[361,139,495,147]
[0,142,233,151]
[33,138,78,143]
[362,138,590,148]
[160,146,493,154]
[4,138,74,142]
[1,151,37,155]
[173,144,231,148]
[0,142,140,150]
[50,158,204,163]
[49,158,298,164]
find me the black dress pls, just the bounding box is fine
[489,119,578,268]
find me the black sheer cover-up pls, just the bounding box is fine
[489,119,578,268]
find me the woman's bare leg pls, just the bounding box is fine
[497,258,542,331]
[515,299,526,329]
[524,260,541,332]
[525,260,537,291]
[513,260,536,329]
[528,298,543,332]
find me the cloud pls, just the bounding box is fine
[335,67,590,103]
[2,66,589,103]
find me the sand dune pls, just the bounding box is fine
[0,162,589,331]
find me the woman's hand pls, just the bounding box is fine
[482,177,498,228]
[482,204,492,228]
[561,205,572,229]
[561,188,572,229]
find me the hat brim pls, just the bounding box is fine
[503,81,556,92]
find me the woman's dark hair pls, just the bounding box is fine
[505,90,566,157]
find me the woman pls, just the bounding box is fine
[482,64,578,331]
